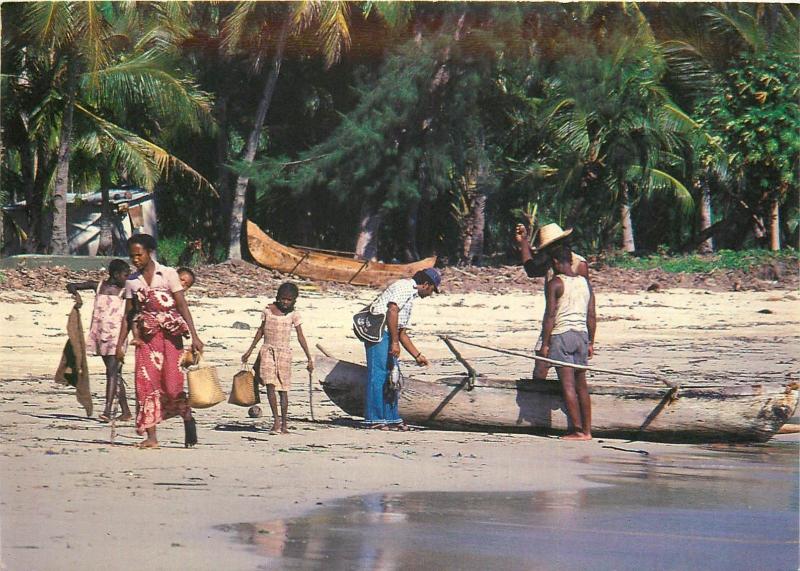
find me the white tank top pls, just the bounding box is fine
[545,253,586,283]
[551,275,590,335]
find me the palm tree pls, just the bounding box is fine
[546,20,695,253]
[656,4,799,250]
[222,1,355,260]
[16,1,214,253]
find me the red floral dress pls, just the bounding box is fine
[134,287,191,434]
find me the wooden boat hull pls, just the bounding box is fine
[246,221,436,287]
[315,355,799,443]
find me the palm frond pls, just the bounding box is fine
[630,165,694,213]
[705,6,765,53]
[221,1,258,53]
[317,2,352,68]
[23,2,74,50]
[81,1,112,76]
[85,48,214,132]
[75,103,217,195]
[292,0,321,33]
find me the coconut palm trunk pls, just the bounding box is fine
[97,168,114,255]
[355,202,384,261]
[50,59,78,255]
[769,196,781,251]
[698,176,714,254]
[620,182,636,253]
[228,17,290,261]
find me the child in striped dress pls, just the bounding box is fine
[242,283,313,434]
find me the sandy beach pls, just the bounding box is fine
[1,284,798,569]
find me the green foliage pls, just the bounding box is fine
[607,248,799,272]
[156,235,187,267]
[4,2,799,260]
[698,52,800,191]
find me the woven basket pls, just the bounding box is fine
[229,367,260,407]
[187,354,226,409]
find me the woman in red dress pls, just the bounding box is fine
[116,234,204,449]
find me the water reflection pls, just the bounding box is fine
[219,442,799,571]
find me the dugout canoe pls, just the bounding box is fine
[315,354,799,443]
[246,221,437,287]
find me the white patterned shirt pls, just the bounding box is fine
[370,278,418,329]
[125,261,182,299]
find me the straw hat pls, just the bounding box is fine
[534,223,573,251]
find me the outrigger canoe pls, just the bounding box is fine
[246,221,436,287]
[315,353,799,443]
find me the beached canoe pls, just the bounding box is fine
[246,221,436,287]
[315,354,799,443]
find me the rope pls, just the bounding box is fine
[442,336,677,389]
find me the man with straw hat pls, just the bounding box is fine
[514,222,591,380]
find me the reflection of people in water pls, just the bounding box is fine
[353,494,409,571]
[234,520,288,558]
[362,493,409,524]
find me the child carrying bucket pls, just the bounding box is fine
[241,283,313,434]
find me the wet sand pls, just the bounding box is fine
[0,287,798,569]
[216,440,799,570]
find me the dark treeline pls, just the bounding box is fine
[2,2,798,264]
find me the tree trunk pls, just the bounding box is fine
[620,182,636,253]
[50,60,78,255]
[355,202,383,261]
[461,145,489,265]
[769,196,780,251]
[464,192,487,264]
[97,168,114,256]
[403,161,428,262]
[228,18,290,260]
[697,176,714,254]
[27,142,52,253]
[403,200,420,262]
[215,93,232,250]
[19,134,39,252]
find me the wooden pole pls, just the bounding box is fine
[439,336,478,390]
[445,336,678,390]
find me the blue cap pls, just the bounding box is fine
[423,268,441,293]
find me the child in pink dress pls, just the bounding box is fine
[242,283,313,434]
[67,259,132,422]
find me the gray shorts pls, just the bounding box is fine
[549,331,589,366]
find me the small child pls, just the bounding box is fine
[67,259,132,422]
[177,267,195,291]
[241,282,313,434]
[131,267,196,355]
[540,243,596,440]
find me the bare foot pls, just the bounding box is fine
[281,426,289,434]
[561,432,592,441]
[116,413,133,422]
[136,438,160,449]
[98,413,111,423]
[269,420,281,435]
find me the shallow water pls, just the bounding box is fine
[218,440,799,571]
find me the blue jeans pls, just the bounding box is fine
[364,335,401,425]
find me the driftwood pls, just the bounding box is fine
[247,221,436,287]
[314,353,799,443]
